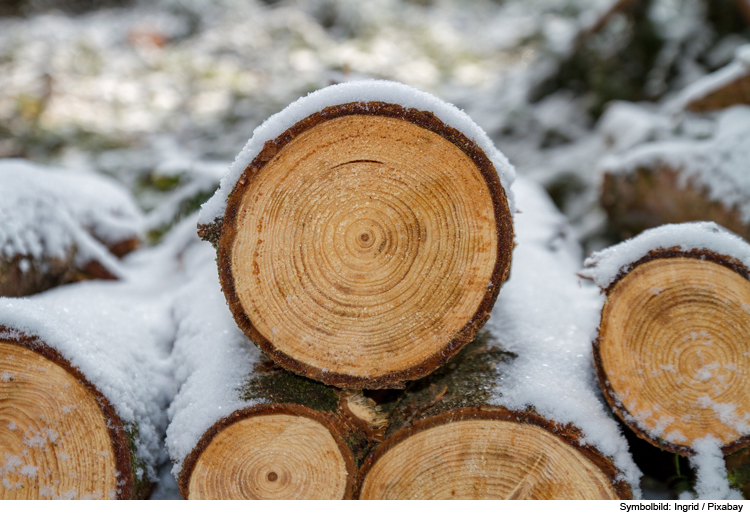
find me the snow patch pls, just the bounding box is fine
[691,436,743,500]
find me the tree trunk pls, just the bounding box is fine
[200,101,513,389]
[177,358,385,500]
[355,334,633,499]
[601,165,750,242]
[594,248,750,458]
[0,330,150,499]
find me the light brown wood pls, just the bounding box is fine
[187,413,350,499]
[224,110,508,388]
[359,418,620,499]
[0,342,117,499]
[598,257,750,452]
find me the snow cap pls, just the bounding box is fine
[198,79,516,225]
[583,222,750,289]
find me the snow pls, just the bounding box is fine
[164,235,264,477]
[600,106,750,224]
[0,159,143,274]
[0,279,176,485]
[583,221,750,289]
[198,80,516,226]
[486,177,642,496]
[670,44,750,111]
[691,436,743,500]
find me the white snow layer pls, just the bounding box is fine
[600,106,750,224]
[486,177,642,496]
[671,44,750,111]
[164,238,264,477]
[198,80,516,225]
[0,281,175,483]
[0,158,143,272]
[691,436,743,500]
[583,222,750,289]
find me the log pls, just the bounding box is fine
[0,282,173,499]
[197,81,515,389]
[585,223,750,460]
[167,249,383,499]
[0,159,143,297]
[600,106,750,242]
[356,335,633,499]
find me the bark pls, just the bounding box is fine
[0,329,150,499]
[594,248,750,457]
[177,357,386,499]
[199,101,513,390]
[601,166,750,242]
[355,334,633,499]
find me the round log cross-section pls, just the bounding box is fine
[357,409,629,499]
[0,340,132,499]
[180,405,356,499]
[596,251,750,455]
[218,103,513,389]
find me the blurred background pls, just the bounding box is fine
[3,0,749,250]
[2,0,750,498]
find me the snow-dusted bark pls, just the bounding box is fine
[0,159,143,297]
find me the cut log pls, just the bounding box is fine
[356,335,632,499]
[167,249,383,499]
[674,44,750,112]
[0,283,173,499]
[600,106,750,242]
[585,223,750,458]
[197,81,514,389]
[0,159,143,297]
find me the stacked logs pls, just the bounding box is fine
[171,81,636,500]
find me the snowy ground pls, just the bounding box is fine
[2,0,750,500]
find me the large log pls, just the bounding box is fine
[0,282,173,499]
[167,246,383,499]
[584,222,750,497]
[356,335,632,500]
[0,159,143,297]
[197,81,515,390]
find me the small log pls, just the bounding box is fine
[199,85,514,389]
[677,45,750,112]
[178,359,384,500]
[0,159,143,297]
[592,246,750,456]
[356,335,632,500]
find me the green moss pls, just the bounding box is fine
[241,360,339,413]
[123,422,150,499]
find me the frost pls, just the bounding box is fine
[583,222,750,289]
[691,436,743,500]
[0,159,143,273]
[198,80,515,226]
[486,177,642,496]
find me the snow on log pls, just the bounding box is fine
[359,178,640,499]
[600,106,750,241]
[0,282,174,499]
[584,222,750,497]
[196,80,515,389]
[356,335,632,499]
[0,159,143,297]
[166,244,384,499]
[671,44,750,113]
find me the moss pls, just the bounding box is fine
[384,332,515,437]
[123,422,150,499]
[242,359,339,413]
[147,188,217,244]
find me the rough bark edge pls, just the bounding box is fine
[177,403,358,500]
[0,327,144,499]
[210,101,514,389]
[354,406,633,500]
[593,249,750,457]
